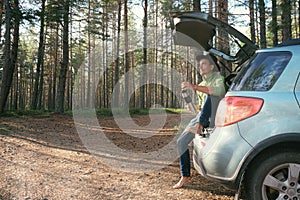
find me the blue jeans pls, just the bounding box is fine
[177,96,211,177]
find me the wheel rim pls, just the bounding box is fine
[262,163,300,200]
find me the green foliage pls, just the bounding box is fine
[96,108,113,116]
[0,127,14,135]
[112,107,185,116]
[164,108,187,114]
[0,108,185,118]
[0,110,51,118]
[72,107,184,117]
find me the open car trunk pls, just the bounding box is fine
[170,12,258,66]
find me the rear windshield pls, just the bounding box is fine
[230,51,292,91]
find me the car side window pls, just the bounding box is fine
[230,51,292,91]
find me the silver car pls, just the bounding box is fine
[171,12,300,200]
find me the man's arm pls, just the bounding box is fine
[181,77,225,96]
[182,82,212,94]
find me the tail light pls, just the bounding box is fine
[215,96,264,127]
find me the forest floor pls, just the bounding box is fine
[0,113,236,200]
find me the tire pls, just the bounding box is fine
[244,151,300,200]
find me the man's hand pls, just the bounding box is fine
[186,123,203,135]
[181,82,194,91]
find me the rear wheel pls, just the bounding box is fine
[245,151,300,200]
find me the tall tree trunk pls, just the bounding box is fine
[209,0,213,15]
[86,0,91,108]
[124,0,129,108]
[113,0,121,108]
[31,0,46,110]
[37,60,44,110]
[56,0,69,113]
[38,14,47,110]
[102,19,106,108]
[51,22,59,111]
[68,9,73,110]
[193,0,200,11]
[0,0,4,50]
[140,0,148,108]
[258,0,266,48]
[48,67,53,110]
[13,66,18,110]
[130,52,135,108]
[255,1,259,43]
[160,21,166,107]
[8,0,20,111]
[293,0,298,37]
[218,0,228,23]
[165,53,169,108]
[217,0,229,74]
[298,0,300,38]
[281,0,292,41]
[91,35,95,109]
[104,3,109,108]
[249,0,256,43]
[154,0,158,107]
[21,65,26,110]
[271,0,278,46]
[0,0,20,113]
[0,0,12,113]
[100,3,106,108]
[19,63,24,110]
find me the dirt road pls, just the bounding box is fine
[0,114,235,200]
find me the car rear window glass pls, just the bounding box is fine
[230,51,292,91]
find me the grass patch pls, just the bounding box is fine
[96,108,152,117]
[109,108,185,116]
[0,110,51,118]
[72,107,186,117]
[0,108,187,118]
[0,127,13,134]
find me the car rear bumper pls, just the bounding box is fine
[192,125,253,190]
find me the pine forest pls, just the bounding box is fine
[0,0,299,114]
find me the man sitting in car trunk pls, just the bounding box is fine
[173,54,226,189]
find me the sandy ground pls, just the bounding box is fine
[0,113,235,200]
